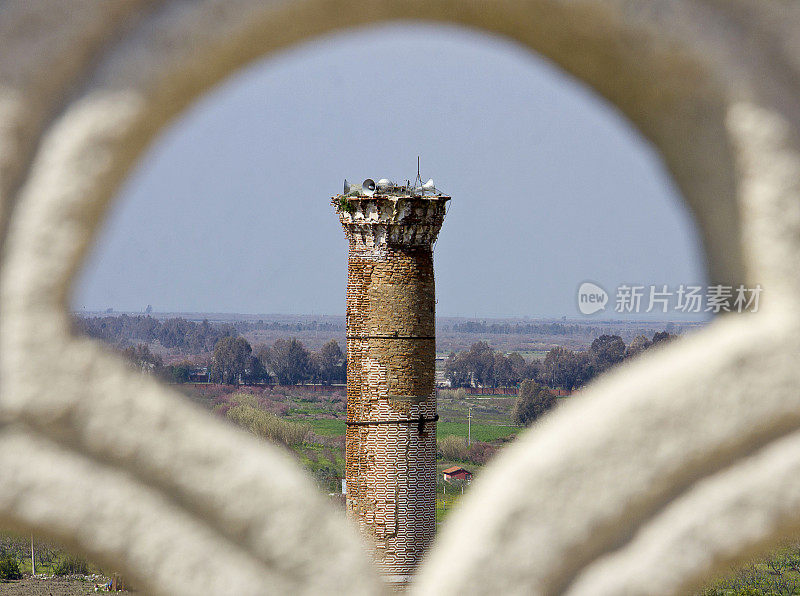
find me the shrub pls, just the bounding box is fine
[438,388,468,401]
[54,554,88,576]
[438,434,468,461]
[229,391,259,408]
[466,441,497,465]
[226,404,311,446]
[0,556,21,580]
[337,196,356,214]
[438,437,497,465]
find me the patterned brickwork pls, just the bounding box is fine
[333,194,449,585]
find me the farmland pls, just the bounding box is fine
[190,384,523,499]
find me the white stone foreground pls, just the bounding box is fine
[0,1,799,594]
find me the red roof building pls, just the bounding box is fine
[442,466,473,482]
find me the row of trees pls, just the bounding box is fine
[232,320,343,333]
[78,314,237,353]
[452,321,599,336]
[121,336,347,386]
[77,314,347,353]
[510,332,676,426]
[443,336,674,430]
[445,342,536,388]
[539,331,675,390]
[209,337,346,385]
[446,331,676,392]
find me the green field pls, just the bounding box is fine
[436,421,519,441]
[300,417,518,442]
[302,418,346,436]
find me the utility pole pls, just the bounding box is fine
[467,404,472,446]
[30,534,34,575]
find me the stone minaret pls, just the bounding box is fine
[333,182,449,587]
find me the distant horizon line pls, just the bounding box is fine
[71,308,709,325]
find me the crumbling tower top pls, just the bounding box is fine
[332,178,450,251]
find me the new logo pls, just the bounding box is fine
[577,282,608,315]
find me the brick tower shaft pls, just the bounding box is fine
[333,192,449,586]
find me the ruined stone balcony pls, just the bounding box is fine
[332,195,449,250]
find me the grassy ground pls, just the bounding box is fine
[291,390,522,442]
[696,542,800,595]
[302,418,346,436]
[437,392,521,441]
[436,421,518,441]
[299,408,520,441]
[435,491,462,525]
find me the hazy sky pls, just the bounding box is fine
[73,23,706,319]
